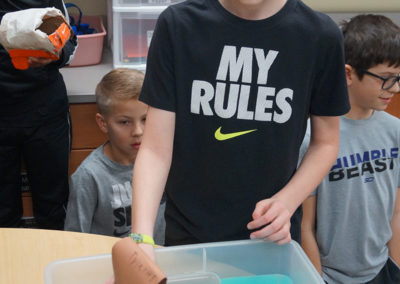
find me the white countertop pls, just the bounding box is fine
[61,48,113,103]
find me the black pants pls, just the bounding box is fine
[0,113,70,229]
[325,258,400,284]
[366,257,400,284]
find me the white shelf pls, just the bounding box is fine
[61,48,113,103]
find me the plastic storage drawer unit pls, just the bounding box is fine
[44,239,324,284]
[112,5,166,70]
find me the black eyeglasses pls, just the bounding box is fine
[361,69,400,91]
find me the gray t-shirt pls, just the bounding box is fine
[64,144,166,245]
[300,111,400,283]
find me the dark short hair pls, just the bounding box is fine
[341,14,400,79]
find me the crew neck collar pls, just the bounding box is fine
[209,0,296,30]
[342,111,378,125]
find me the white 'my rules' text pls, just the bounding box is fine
[190,45,293,123]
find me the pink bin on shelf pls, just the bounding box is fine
[68,16,106,67]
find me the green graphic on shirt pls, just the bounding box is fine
[214,126,257,141]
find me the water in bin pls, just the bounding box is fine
[167,272,220,284]
[167,272,294,284]
[221,274,293,284]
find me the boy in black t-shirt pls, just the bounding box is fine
[131,0,350,257]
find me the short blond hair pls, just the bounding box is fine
[95,68,144,115]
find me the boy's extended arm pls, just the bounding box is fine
[131,107,175,250]
[248,115,340,243]
[301,196,322,274]
[388,187,400,265]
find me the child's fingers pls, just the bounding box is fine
[249,209,290,239]
[276,233,292,245]
[263,220,291,243]
[247,208,274,231]
[28,57,52,67]
[251,199,272,220]
[248,198,287,230]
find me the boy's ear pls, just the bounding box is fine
[95,113,108,134]
[345,64,353,87]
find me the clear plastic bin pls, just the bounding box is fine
[44,239,324,284]
[112,6,166,70]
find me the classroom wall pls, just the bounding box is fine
[66,0,107,16]
[67,0,400,16]
[303,0,400,12]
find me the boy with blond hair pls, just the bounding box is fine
[301,14,400,284]
[65,68,165,244]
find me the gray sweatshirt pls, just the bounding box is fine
[64,144,166,245]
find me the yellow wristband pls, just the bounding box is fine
[129,233,155,247]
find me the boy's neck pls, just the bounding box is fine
[219,0,287,20]
[344,101,374,120]
[103,142,135,166]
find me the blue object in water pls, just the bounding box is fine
[221,274,293,284]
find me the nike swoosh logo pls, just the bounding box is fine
[113,229,130,237]
[214,126,257,141]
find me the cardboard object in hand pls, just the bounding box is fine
[0,8,72,70]
[112,237,166,284]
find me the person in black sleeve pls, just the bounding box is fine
[0,0,77,229]
[130,0,350,257]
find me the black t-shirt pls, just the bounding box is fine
[140,0,350,245]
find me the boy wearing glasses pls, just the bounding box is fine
[301,14,400,284]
